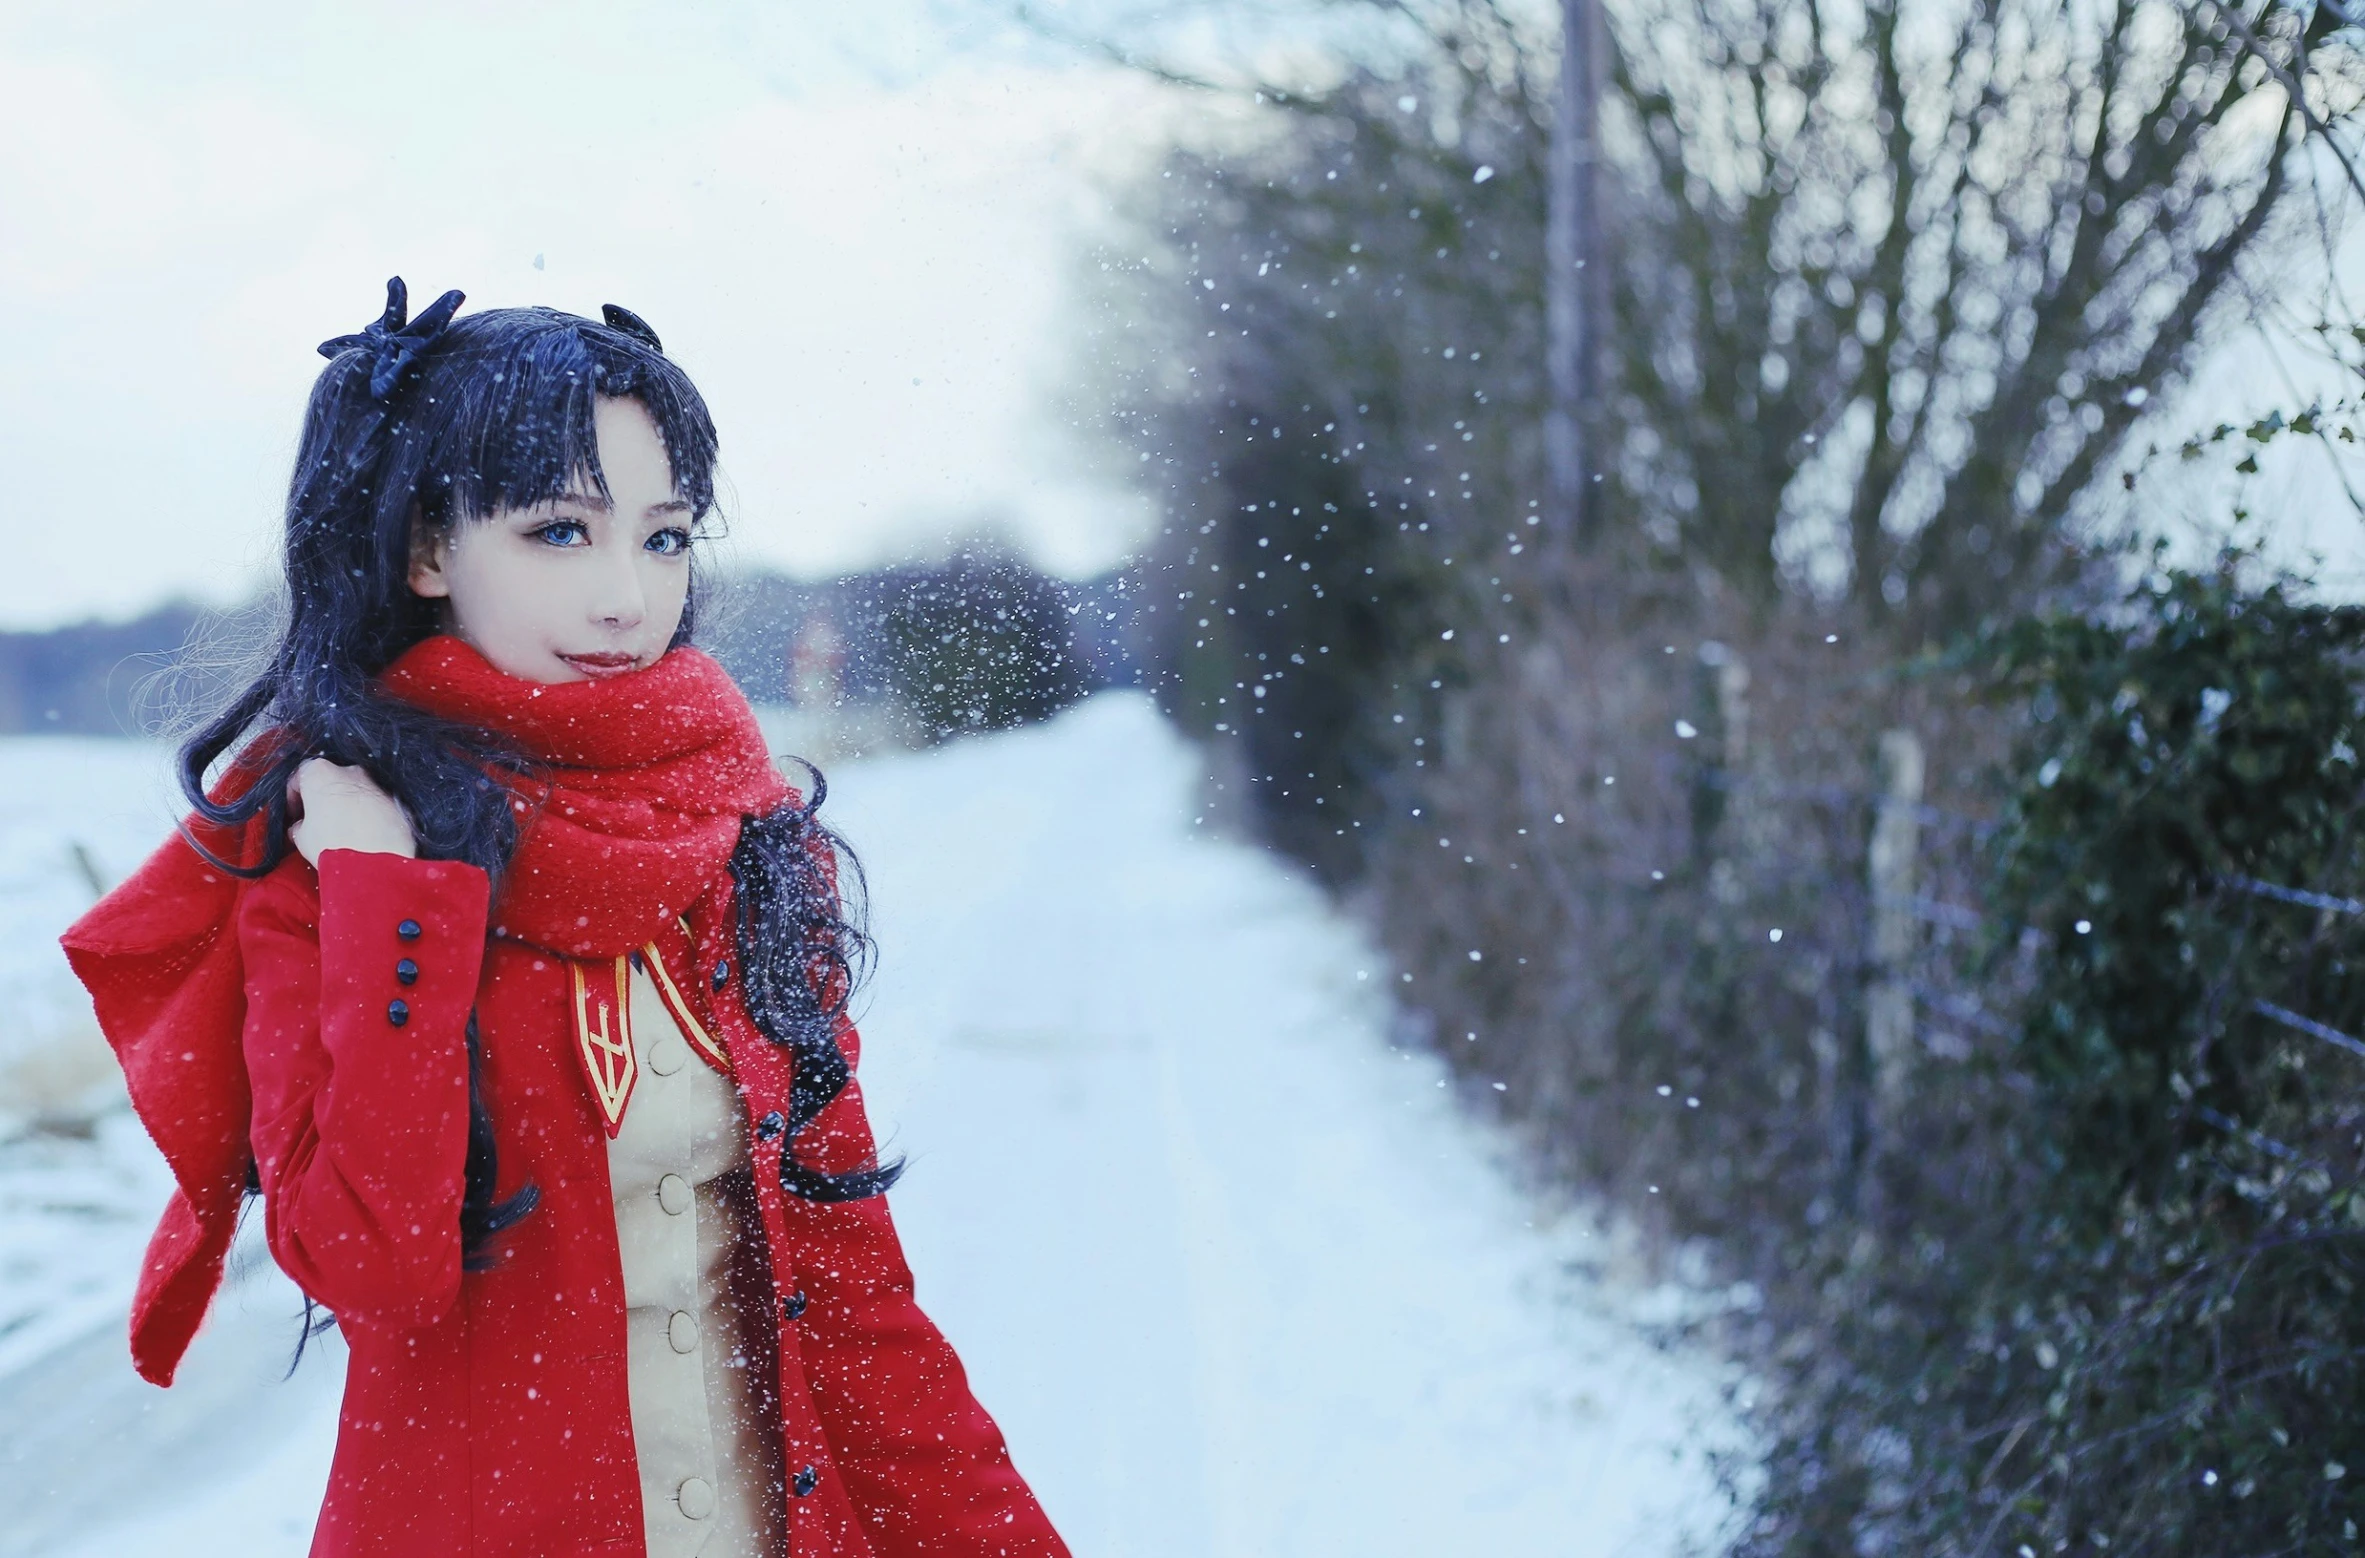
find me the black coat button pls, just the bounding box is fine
[711,960,731,991]
[395,958,419,986]
[782,1290,807,1321]
[791,1466,817,1498]
[396,919,422,941]
[387,999,410,1027]
[756,1111,785,1140]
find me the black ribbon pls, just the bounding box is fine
[601,303,663,353]
[318,277,466,399]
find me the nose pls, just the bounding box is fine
[589,544,647,632]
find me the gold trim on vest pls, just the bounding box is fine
[639,939,733,1077]
[571,954,638,1136]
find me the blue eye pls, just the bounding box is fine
[532,520,591,547]
[646,527,692,557]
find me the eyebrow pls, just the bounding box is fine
[536,491,693,517]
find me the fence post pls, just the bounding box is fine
[1865,729,1925,1129]
[1716,657,1751,772]
[1717,652,1754,860]
[1691,642,1752,880]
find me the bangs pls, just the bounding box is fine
[411,308,720,526]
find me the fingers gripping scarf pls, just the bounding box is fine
[60,638,790,1384]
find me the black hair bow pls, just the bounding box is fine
[601,303,662,352]
[318,277,466,399]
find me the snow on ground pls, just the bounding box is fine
[0,693,1748,1557]
[0,738,185,1386]
[0,738,183,1073]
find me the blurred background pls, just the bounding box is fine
[6,0,2365,1552]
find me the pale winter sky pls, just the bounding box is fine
[0,1,1179,629]
[5,1,2359,631]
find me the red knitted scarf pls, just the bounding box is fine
[380,636,791,957]
[60,637,787,1384]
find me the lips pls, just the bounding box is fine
[558,651,644,679]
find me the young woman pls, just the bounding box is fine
[61,280,1068,1558]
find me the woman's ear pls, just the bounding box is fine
[408,513,452,599]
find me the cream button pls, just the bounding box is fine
[645,1036,687,1077]
[667,1310,699,1353]
[657,1174,692,1215]
[677,1476,715,1520]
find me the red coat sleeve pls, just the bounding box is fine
[785,1020,1069,1558]
[238,848,490,1327]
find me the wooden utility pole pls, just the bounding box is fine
[1544,0,1607,547]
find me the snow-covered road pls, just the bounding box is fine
[0,694,1744,1556]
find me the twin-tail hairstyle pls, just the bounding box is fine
[181,280,898,1280]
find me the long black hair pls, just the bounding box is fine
[185,283,897,1282]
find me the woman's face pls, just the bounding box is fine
[408,395,694,684]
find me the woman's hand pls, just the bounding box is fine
[287,759,418,867]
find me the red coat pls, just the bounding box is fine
[215,844,1063,1557]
